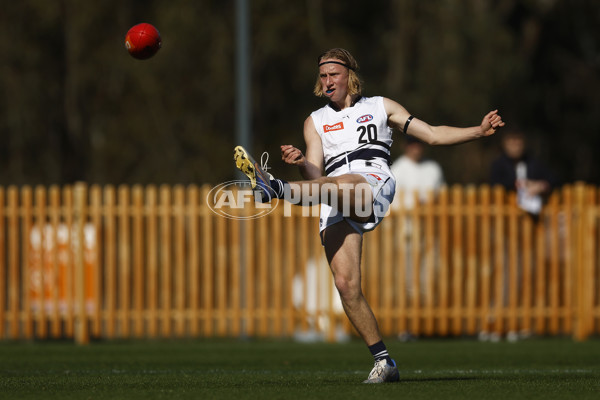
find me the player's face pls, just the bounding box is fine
[319,59,349,103]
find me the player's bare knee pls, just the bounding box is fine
[334,275,362,302]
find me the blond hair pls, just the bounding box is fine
[313,48,362,97]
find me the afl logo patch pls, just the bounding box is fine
[356,114,373,123]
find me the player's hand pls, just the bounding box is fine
[281,145,307,167]
[481,110,505,136]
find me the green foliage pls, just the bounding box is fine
[0,1,598,185]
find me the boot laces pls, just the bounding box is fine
[260,152,270,172]
[368,359,386,379]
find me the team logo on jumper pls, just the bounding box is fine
[323,122,344,132]
[356,114,373,123]
[366,173,382,186]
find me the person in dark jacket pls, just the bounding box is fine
[490,130,555,214]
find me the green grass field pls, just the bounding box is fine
[1,337,599,399]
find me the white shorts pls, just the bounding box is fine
[318,170,396,240]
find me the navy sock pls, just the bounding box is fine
[269,178,287,199]
[368,341,394,366]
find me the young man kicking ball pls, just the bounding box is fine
[234,48,504,383]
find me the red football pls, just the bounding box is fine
[124,23,162,60]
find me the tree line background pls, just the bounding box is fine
[0,0,598,187]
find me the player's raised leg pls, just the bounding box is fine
[234,146,374,222]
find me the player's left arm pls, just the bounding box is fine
[280,116,324,180]
[383,97,505,145]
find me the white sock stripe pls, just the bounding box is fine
[374,350,388,358]
[276,180,284,197]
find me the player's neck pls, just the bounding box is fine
[329,95,361,111]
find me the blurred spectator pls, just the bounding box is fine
[490,130,556,215]
[390,136,444,338]
[483,130,557,342]
[390,135,444,210]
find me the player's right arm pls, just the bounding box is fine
[383,97,504,145]
[281,116,324,180]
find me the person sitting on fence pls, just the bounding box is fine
[234,48,504,383]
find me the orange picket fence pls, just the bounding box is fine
[0,183,598,343]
